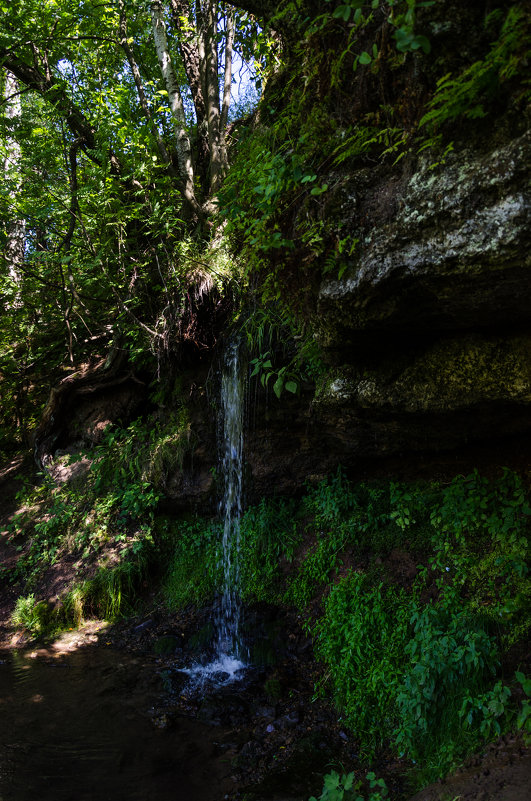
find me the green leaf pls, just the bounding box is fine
[359,51,372,65]
[273,376,284,399]
[343,771,355,790]
[333,5,352,21]
[285,380,298,394]
[516,671,531,696]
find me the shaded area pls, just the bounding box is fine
[0,645,234,801]
[409,734,531,801]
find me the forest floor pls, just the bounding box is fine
[0,453,530,801]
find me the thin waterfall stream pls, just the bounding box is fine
[179,338,247,684]
[216,338,246,665]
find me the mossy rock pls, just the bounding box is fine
[152,635,180,656]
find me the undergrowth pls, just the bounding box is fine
[6,413,193,631]
[7,453,530,788]
[156,466,530,787]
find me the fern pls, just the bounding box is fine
[419,5,531,132]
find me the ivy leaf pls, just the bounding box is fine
[333,5,352,21]
[273,377,284,399]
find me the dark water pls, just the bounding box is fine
[0,646,233,801]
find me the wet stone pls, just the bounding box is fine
[211,670,230,683]
[152,635,179,656]
[254,705,276,721]
[134,619,154,633]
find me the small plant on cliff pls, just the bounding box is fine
[159,517,220,610]
[419,5,531,137]
[239,497,301,602]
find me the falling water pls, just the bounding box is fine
[177,339,246,685]
[216,338,245,664]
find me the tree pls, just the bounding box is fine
[2,70,24,297]
[0,0,267,442]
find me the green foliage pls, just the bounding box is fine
[460,680,512,740]
[515,671,531,742]
[332,126,409,167]
[219,125,323,260]
[250,352,300,398]
[309,769,388,801]
[11,594,52,636]
[306,468,530,782]
[419,6,531,134]
[430,469,531,643]
[159,517,220,610]
[242,304,325,398]
[315,572,415,756]
[310,0,432,57]
[285,471,435,609]
[6,416,182,613]
[80,542,154,620]
[11,535,156,637]
[239,497,301,603]
[395,595,499,763]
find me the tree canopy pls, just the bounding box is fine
[1,0,529,446]
[0,0,267,441]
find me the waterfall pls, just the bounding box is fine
[216,338,245,662]
[177,338,247,685]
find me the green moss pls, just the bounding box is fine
[315,336,531,414]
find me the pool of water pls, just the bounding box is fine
[0,646,234,801]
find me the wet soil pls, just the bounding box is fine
[409,734,531,801]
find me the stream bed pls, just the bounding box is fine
[0,644,238,801]
[0,607,346,801]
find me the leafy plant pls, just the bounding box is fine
[395,597,500,763]
[315,571,416,756]
[516,671,531,742]
[309,769,388,801]
[250,351,300,398]
[419,6,530,134]
[159,518,220,610]
[239,497,301,603]
[11,594,52,636]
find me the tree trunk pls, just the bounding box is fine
[202,0,223,194]
[220,8,234,172]
[170,0,211,188]
[3,71,25,295]
[119,0,179,180]
[150,1,199,213]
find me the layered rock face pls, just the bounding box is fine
[308,132,531,456]
[36,84,530,503]
[240,129,531,497]
[318,131,530,340]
